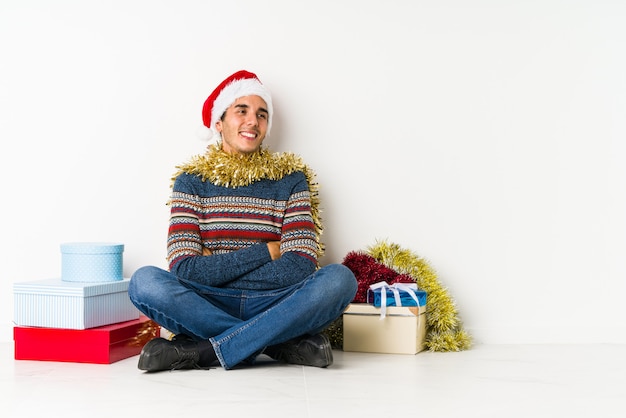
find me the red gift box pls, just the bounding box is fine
[14,316,160,364]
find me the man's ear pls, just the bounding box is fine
[215,119,222,133]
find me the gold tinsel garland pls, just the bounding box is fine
[325,240,472,352]
[368,240,472,351]
[130,319,161,347]
[170,144,324,259]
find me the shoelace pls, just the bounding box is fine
[170,347,214,371]
[168,336,215,371]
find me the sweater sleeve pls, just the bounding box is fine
[223,251,317,289]
[170,243,273,287]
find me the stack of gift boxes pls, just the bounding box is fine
[13,242,159,364]
[343,282,428,354]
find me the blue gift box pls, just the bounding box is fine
[13,277,139,329]
[61,242,124,282]
[367,285,427,308]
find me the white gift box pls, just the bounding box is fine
[13,278,139,329]
[343,303,427,354]
[60,242,124,282]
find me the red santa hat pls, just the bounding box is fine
[198,70,273,141]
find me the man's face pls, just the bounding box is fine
[216,95,269,155]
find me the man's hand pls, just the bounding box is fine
[267,241,281,260]
[202,247,212,256]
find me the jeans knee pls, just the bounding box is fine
[128,265,160,304]
[320,263,357,300]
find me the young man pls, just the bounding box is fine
[129,70,357,371]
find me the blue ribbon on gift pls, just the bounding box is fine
[367,281,427,319]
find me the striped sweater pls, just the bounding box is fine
[166,169,318,290]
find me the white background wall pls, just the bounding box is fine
[1,0,624,344]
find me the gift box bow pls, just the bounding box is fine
[367,281,427,319]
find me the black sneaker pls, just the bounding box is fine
[138,337,209,372]
[270,333,334,368]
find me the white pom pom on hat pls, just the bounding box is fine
[196,124,215,142]
[198,70,273,141]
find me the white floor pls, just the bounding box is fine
[4,342,626,418]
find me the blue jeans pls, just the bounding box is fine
[128,263,357,369]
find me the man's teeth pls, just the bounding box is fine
[241,132,256,138]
